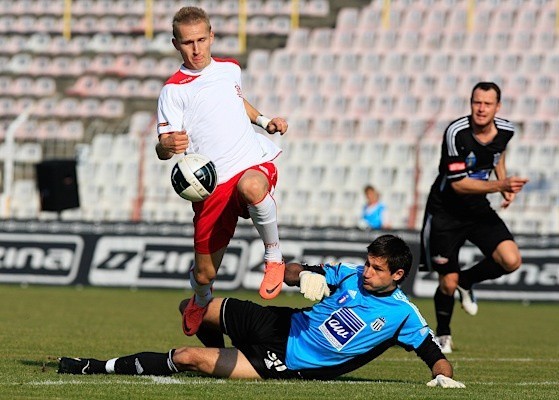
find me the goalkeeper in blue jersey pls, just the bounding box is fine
[58,235,464,388]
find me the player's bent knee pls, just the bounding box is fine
[501,253,522,273]
[172,347,196,370]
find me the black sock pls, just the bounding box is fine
[113,350,178,376]
[87,359,108,374]
[459,258,509,288]
[434,286,454,336]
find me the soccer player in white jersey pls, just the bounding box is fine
[419,82,529,353]
[155,7,288,339]
[58,235,465,388]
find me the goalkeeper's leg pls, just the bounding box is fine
[58,350,178,375]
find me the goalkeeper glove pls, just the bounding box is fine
[426,375,465,388]
[299,271,330,301]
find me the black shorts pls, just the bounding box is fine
[419,209,514,274]
[220,298,301,379]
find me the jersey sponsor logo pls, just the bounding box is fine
[469,169,490,181]
[158,122,169,127]
[0,233,82,284]
[448,162,465,171]
[370,317,386,332]
[319,308,365,350]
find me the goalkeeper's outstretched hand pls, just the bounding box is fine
[426,375,465,388]
[299,271,330,301]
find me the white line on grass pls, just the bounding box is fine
[8,379,559,387]
[380,357,559,363]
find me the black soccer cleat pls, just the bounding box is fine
[57,357,93,374]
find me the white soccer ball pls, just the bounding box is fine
[171,154,217,202]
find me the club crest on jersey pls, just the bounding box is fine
[465,151,476,168]
[319,308,365,350]
[370,317,386,332]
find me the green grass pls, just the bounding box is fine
[1,284,557,400]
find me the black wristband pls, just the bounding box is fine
[302,264,326,275]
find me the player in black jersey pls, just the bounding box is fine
[419,82,529,353]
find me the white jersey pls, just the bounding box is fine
[157,57,281,184]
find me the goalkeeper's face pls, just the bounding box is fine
[362,255,404,294]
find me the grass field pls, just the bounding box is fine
[1,284,558,400]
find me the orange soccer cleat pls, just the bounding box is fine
[259,260,285,300]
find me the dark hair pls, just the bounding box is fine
[172,7,211,39]
[363,184,376,193]
[470,81,501,103]
[366,234,412,284]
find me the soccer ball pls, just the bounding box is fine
[171,154,217,202]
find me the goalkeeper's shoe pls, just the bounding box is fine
[435,335,453,354]
[259,260,285,300]
[457,285,478,316]
[58,357,102,374]
[182,296,208,336]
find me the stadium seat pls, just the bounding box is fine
[299,72,321,93]
[33,97,58,118]
[60,120,84,141]
[66,76,100,97]
[347,93,373,118]
[302,0,330,17]
[271,16,290,35]
[308,27,333,52]
[519,53,544,75]
[139,79,163,99]
[269,49,292,71]
[262,0,291,16]
[336,7,359,32]
[285,27,310,51]
[320,72,344,95]
[98,99,125,119]
[538,96,559,120]
[247,49,270,73]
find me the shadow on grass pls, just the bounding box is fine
[21,359,415,384]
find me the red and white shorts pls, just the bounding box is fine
[192,162,278,254]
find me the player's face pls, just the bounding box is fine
[172,21,214,70]
[470,88,501,129]
[361,255,403,293]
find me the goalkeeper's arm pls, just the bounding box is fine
[284,263,325,286]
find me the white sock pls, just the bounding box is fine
[105,358,117,374]
[248,193,282,262]
[189,268,213,307]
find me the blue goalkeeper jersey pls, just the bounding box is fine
[285,262,431,370]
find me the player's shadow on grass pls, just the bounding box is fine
[22,359,414,384]
[332,376,412,384]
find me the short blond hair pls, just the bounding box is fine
[172,7,211,39]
